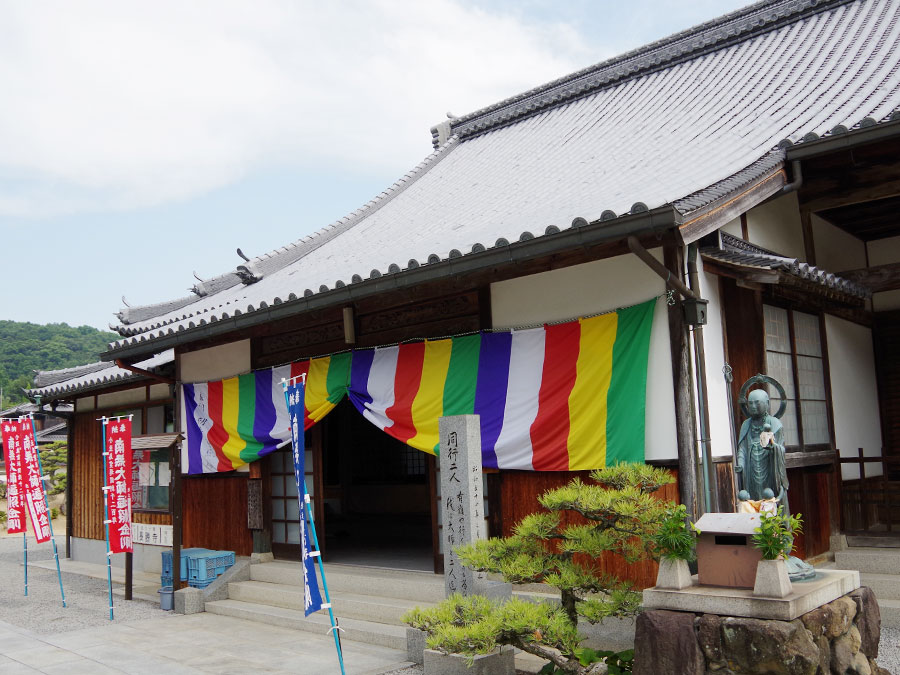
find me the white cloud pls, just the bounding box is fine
[0,0,601,218]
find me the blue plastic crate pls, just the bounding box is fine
[188,576,216,589]
[161,548,210,581]
[187,550,235,582]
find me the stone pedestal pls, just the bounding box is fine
[439,415,486,598]
[753,559,792,598]
[633,586,888,675]
[643,568,859,621]
[656,557,693,590]
[423,647,515,675]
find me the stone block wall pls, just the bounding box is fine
[633,588,889,675]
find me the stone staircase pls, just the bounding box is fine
[205,560,444,650]
[833,547,900,628]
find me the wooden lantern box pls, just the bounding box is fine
[694,513,763,588]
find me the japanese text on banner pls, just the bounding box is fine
[1,420,27,534]
[20,419,51,543]
[286,382,323,616]
[105,419,133,553]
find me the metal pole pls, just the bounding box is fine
[23,531,27,596]
[282,381,345,675]
[687,244,716,514]
[101,418,114,620]
[29,416,66,607]
[304,480,346,675]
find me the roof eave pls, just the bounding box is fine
[101,205,682,363]
[785,117,900,160]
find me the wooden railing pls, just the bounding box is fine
[835,448,900,535]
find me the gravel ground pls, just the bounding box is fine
[0,534,175,634]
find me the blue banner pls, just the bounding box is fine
[286,381,324,616]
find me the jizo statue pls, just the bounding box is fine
[735,375,815,581]
[736,388,789,512]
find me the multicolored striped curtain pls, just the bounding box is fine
[182,298,655,474]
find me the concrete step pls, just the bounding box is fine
[205,599,409,650]
[880,598,900,629]
[228,580,435,624]
[250,560,445,602]
[859,573,900,601]
[834,548,900,575]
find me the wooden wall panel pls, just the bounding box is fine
[786,467,833,559]
[874,310,900,459]
[72,413,104,541]
[182,476,253,556]
[720,280,765,428]
[133,512,172,525]
[498,468,679,590]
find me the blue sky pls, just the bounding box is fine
[1,0,750,331]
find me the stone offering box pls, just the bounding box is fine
[694,512,762,588]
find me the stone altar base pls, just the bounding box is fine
[642,569,860,621]
[633,587,888,675]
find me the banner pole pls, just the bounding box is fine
[282,381,345,675]
[303,481,345,672]
[23,531,27,596]
[101,419,114,620]
[29,416,66,607]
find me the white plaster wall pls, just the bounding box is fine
[75,397,95,412]
[867,234,900,266]
[149,383,171,401]
[746,193,805,259]
[695,262,735,459]
[490,253,677,461]
[824,315,883,481]
[97,387,147,408]
[179,339,251,383]
[720,217,743,239]
[812,214,866,273]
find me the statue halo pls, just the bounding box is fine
[738,374,787,419]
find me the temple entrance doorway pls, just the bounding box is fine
[318,399,437,571]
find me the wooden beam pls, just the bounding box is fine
[679,169,786,245]
[837,261,900,293]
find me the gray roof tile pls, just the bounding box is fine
[108,0,899,351]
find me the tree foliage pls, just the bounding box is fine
[0,320,117,407]
[405,463,677,674]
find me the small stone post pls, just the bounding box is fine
[439,415,486,597]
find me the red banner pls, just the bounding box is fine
[20,418,51,543]
[1,419,27,534]
[105,419,133,553]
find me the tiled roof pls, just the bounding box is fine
[107,0,900,353]
[28,350,175,398]
[702,232,870,298]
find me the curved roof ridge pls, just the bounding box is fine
[236,136,462,282]
[111,137,461,334]
[446,0,854,141]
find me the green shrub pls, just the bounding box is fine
[752,507,803,560]
[651,503,700,561]
[50,507,60,520]
[404,463,675,674]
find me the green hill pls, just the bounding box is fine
[0,321,117,408]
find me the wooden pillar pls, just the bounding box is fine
[65,416,74,558]
[171,439,183,591]
[664,245,699,519]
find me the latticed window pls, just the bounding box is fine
[763,305,831,450]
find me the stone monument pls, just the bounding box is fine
[438,415,487,598]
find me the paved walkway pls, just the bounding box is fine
[0,534,413,675]
[0,613,413,674]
